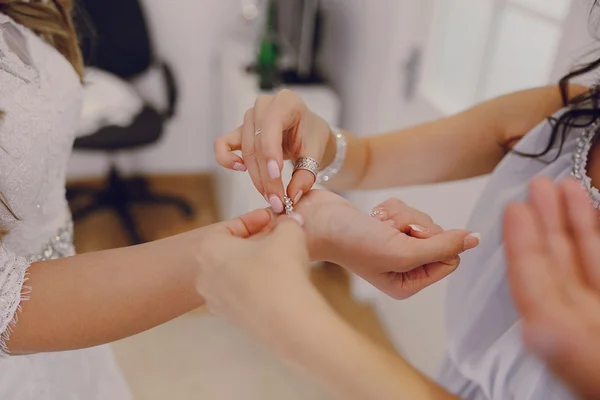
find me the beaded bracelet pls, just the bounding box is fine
[316,128,347,184]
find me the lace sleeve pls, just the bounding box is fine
[0,247,31,357]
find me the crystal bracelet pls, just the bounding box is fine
[316,128,347,184]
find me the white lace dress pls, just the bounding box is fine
[0,13,131,399]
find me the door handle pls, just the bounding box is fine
[403,46,422,101]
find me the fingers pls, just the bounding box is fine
[382,257,461,300]
[528,178,582,285]
[397,229,480,268]
[253,95,287,212]
[256,90,324,206]
[504,201,559,318]
[270,215,309,260]
[371,198,443,237]
[214,127,246,171]
[219,209,274,238]
[561,179,600,290]
[287,170,315,206]
[285,116,331,204]
[258,89,306,168]
[241,109,265,197]
[273,215,306,238]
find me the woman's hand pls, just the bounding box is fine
[197,209,460,400]
[196,212,330,347]
[214,90,332,213]
[504,178,600,400]
[295,190,480,299]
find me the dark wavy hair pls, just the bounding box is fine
[509,1,600,160]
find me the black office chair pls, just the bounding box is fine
[68,0,194,245]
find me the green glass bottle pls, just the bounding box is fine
[257,0,279,91]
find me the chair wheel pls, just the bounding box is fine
[180,204,194,218]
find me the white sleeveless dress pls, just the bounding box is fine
[0,13,131,399]
[437,108,594,399]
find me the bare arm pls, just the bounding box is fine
[278,308,459,400]
[196,217,460,400]
[324,85,589,192]
[6,210,272,355]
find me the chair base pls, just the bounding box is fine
[67,167,194,245]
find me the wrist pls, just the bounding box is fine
[294,194,337,263]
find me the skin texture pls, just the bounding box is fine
[209,84,599,399]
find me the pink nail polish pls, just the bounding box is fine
[267,159,281,179]
[293,190,303,204]
[269,195,284,214]
[409,224,428,233]
[463,233,481,251]
[233,162,247,171]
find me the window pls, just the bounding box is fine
[422,0,572,114]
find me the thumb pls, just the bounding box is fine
[405,229,480,266]
[219,209,273,238]
[286,120,332,205]
[271,214,306,244]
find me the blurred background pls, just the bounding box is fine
[67,0,595,398]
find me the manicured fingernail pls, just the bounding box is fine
[293,190,303,204]
[463,233,481,251]
[268,159,281,179]
[269,195,284,214]
[370,209,387,220]
[409,224,429,233]
[289,212,304,226]
[233,162,247,171]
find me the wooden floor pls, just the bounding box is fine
[69,173,395,352]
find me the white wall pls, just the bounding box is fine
[317,0,599,379]
[67,0,239,178]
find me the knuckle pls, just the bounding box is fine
[255,94,273,105]
[242,145,256,158]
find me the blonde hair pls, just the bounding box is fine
[0,0,83,229]
[0,0,83,78]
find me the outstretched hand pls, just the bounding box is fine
[504,178,600,400]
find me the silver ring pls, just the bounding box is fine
[255,128,262,136]
[294,157,320,180]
